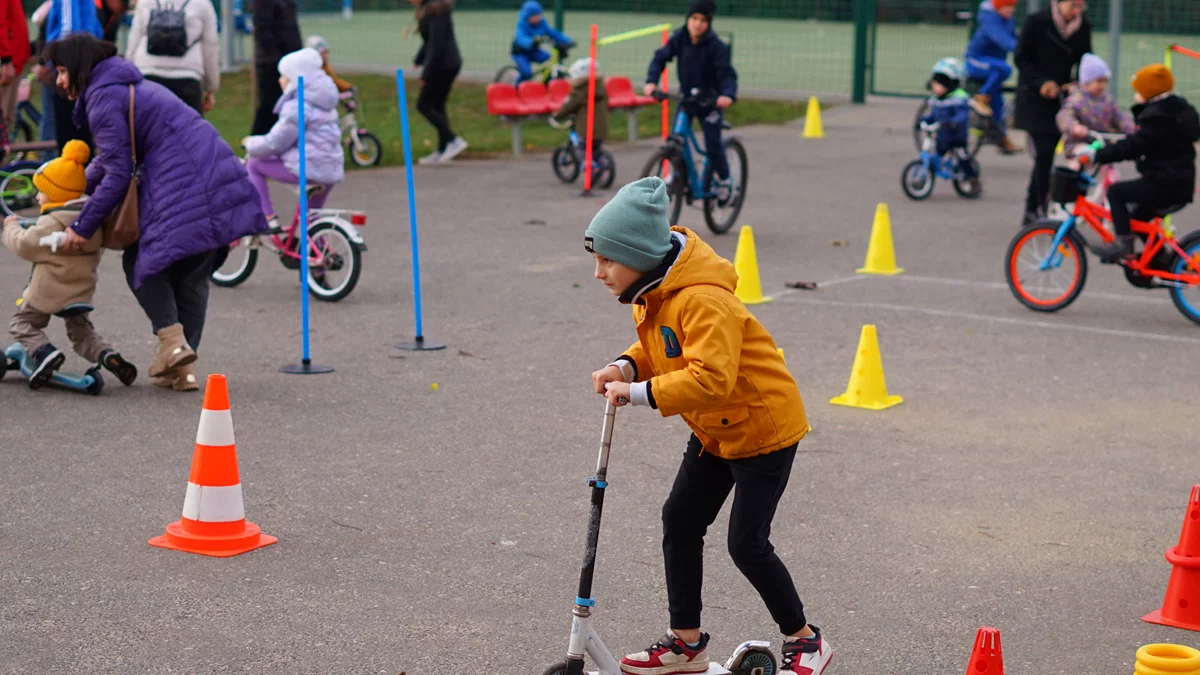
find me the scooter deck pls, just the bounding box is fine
[3,343,104,395]
[588,667,732,675]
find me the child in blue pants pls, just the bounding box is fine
[964,0,1020,153]
[922,58,981,190]
[510,0,573,84]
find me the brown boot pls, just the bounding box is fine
[151,364,177,388]
[172,363,199,392]
[999,134,1023,155]
[970,94,993,117]
[149,324,196,377]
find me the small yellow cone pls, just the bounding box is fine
[1055,138,1064,155]
[801,96,824,139]
[734,226,771,305]
[857,203,904,275]
[830,325,903,411]
[777,347,786,363]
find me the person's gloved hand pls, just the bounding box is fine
[38,231,68,253]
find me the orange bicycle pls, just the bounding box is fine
[1005,164,1200,324]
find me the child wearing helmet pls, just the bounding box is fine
[305,35,354,93]
[553,58,608,155]
[921,58,981,192]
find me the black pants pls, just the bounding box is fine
[144,75,204,115]
[416,67,460,152]
[251,62,283,136]
[937,142,978,179]
[52,89,91,155]
[663,434,806,635]
[1107,179,1165,237]
[1025,130,1059,215]
[122,243,217,350]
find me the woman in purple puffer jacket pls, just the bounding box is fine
[48,33,268,391]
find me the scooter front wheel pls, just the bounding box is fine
[540,662,567,675]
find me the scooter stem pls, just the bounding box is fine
[576,401,616,605]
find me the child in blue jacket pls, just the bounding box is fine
[964,0,1019,153]
[644,0,738,203]
[922,58,981,191]
[511,0,573,84]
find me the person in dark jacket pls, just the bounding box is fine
[251,0,301,135]
[412,0,466,164]
[1076,64,1200,262]
[643,0,737,199]
[1014,0,1091,226]
[43,0,103,154]
[47,34,268,391]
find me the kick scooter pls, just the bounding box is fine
[541,399,779,675]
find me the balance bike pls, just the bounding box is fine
[1,343,105,395]
[542,400,779,675]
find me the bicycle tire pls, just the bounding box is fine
[900,160,935,200]
[210,236,259,287]
[552,144,579,183]
[641,147,684,225]
[703,137,748,235]
[597,149,616,189]
[494,65,520,85]
[952,159,982,199]
[1005,222,1088,312]
[348,131,382,167]
[1169,230,1200,325]
[0,166,38,218]
[307,220,362,302]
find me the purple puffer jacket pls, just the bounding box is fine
[71,57,268,288]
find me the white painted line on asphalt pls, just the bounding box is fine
[894,274,1172,305]
[773,295,1200,345]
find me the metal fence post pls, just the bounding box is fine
[220,0,235,72]
[554,0,564,33]
[851,0,875,103]
[1109,0,1122,84]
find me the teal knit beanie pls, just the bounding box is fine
[584,177,673,272]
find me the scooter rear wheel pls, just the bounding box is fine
[729,647,777,675]
[540,662,567,675]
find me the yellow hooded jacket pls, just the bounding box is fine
[619,227,809,459]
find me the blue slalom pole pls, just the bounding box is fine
[394,68,445,351]
[282,75,333,374]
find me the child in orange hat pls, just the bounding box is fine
[1077,64,1200,262]
[1,140,137,389]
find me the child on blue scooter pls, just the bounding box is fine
[1,140,137,389]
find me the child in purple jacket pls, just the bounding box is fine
[1057,53,1137,156]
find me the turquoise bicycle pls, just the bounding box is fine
[639,88,748,234]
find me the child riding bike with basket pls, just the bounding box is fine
[1074,64,1199,262]
[643,0,737,204]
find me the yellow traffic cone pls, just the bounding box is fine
[857,203,904,275]
[734,226,771,305]
[830,325,903,411]
[1055,138,1064,155]
[801,96,824,139]
[777,347,786,364]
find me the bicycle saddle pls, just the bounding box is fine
[1153,203,1188,218]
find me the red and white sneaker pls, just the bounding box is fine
[619,632,710,675]
[781,627,834,675]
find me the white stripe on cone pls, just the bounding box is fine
[196,409,235,447]
[182,483,246,522]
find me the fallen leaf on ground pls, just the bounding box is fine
[458,349,487,359]
[785,281,819,290]
[830,239,848,247]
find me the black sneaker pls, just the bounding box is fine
[99,349,138,386]
[27,344,65,390]
[1095,234,1134,263]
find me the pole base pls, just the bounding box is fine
[578,189,594,198]
[395,336,446,351]
[280,360,335,374]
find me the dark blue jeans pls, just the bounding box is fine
[696,107,730,180]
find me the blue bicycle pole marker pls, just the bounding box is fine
[282,75,333,374]
[394,68,445,352]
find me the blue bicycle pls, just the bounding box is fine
[548,116,615,188]
[639,89,747,234]
[901,121,982,200]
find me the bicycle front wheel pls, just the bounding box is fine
[211,236,259,287]
[348,131,382,167]
[552,145,579,183]
[900,160,935,200]
[641,147,685,225]
[0,165,38,218]
[1005,222,1088,312]
[494,66,520,85]
[703,137,748,235]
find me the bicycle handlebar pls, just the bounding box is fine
[649,87,718,109]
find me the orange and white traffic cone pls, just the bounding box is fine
[149,374,277,557]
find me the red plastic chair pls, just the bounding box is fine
[605,76,637,109]
[547,78,571,109]
[487,83,535,117]
[517,81,553,115]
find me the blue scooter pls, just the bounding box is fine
[1,342,105,394]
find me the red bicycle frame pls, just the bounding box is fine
[1067,195,1200,285]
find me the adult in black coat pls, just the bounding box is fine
[412,0,465,164]
[250,0,302,135]
[1014,0,1091,225]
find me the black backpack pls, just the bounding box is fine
[146,0,196,57]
